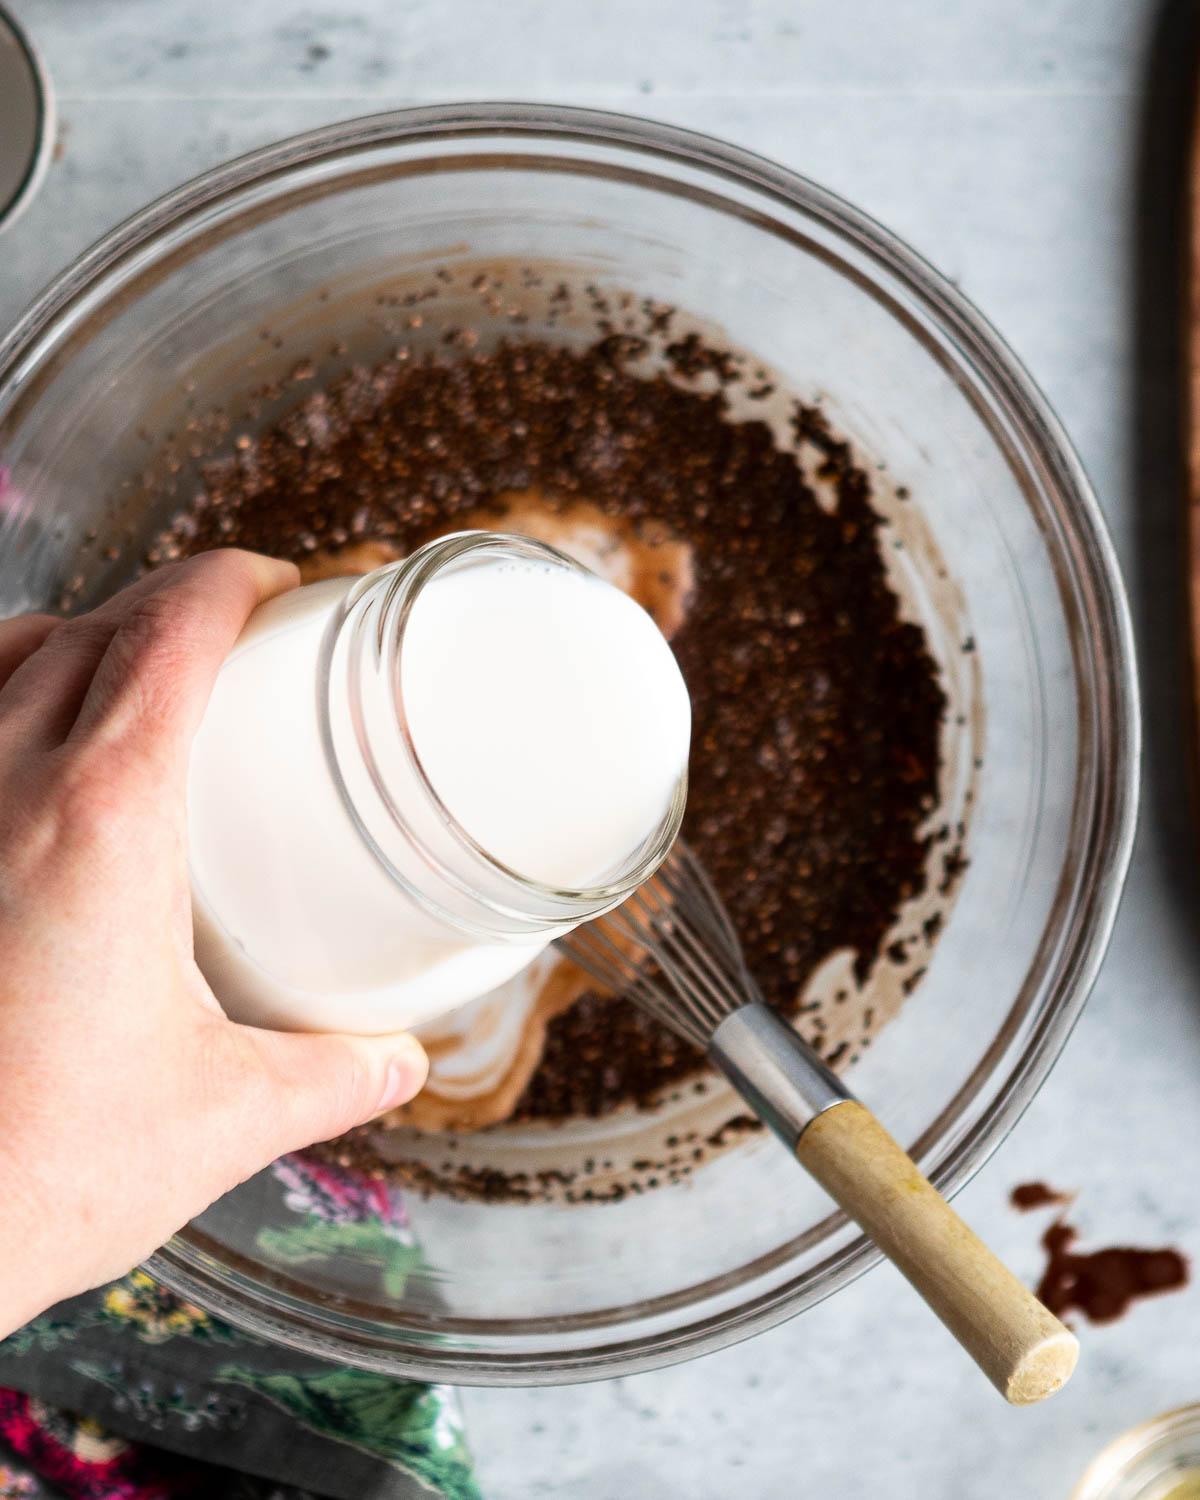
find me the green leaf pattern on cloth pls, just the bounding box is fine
[66,1358,245,1434]
[3,1271,241,1358]
[256,1221,422,1300]
[262,1155,423,1298]
[0,1154,478,1499]
[214,1368,478,1500]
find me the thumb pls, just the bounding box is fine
[235,1026,429,1163]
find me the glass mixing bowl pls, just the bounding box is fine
[0,104,1138,1382]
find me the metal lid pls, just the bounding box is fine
[0,6,53,232]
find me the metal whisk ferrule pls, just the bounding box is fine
[555,840,848,1147]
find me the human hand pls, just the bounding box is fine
[0,550,428,1336]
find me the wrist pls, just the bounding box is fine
[0,1147,72,1339]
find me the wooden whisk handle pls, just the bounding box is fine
[797,1100,1077,1405]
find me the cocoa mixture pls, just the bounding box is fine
[154,328,946,1122]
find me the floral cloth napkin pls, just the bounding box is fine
[0,1157,479,1500]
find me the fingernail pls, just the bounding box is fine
[377,1041,428,1113]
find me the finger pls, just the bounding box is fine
[71,550,299,766]
[0,553,297,756]
[0,614,59,693]
[0,570,191,749]
[226,1027,428,1170]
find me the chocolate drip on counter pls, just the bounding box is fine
[1012,1183,1189,1323]
[1035,1221,1189,1325]
[1011,1181,1073,1211]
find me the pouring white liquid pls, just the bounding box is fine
[188,535,691,1036]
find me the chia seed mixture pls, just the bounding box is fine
[153,323,946,1129]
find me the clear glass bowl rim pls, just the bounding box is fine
[0,102,1141,1384]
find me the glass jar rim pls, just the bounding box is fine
[330,529,688,915]
[1071,1404,1200,1500]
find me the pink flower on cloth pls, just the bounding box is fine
[0,1389,196,1499]
[0,1464,37,1498]
[271,1154,410,1235]
[262,1155,419,1299]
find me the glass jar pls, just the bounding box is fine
[1071,1407,1200,1500]
[188,530,687,1035]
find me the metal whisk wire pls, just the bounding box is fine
[555,840,761,1050]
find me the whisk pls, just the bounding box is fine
[555,840,1078,1406]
